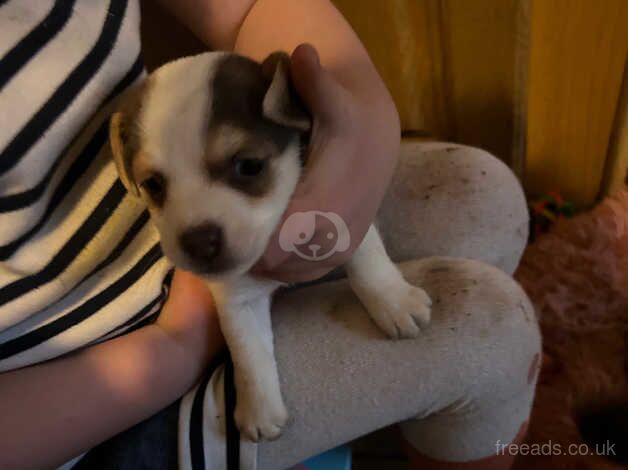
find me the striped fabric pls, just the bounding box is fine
[179,353,257,470]
[0,1,252,468]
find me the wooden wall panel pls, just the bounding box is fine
[525,0,628,207]
[441,0,523,167]
[332,0,452,138]
[333,0,525,166]
[601,66,628,197]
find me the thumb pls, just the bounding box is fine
[290,44,348,125]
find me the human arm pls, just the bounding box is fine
[0,270,223,470]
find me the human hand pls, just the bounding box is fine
[252,44,400,283]
[155,269,224,378]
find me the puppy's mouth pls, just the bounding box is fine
[189,254,234,277]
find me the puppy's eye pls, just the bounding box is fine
[232,156,265,177]
[140,172,166,206]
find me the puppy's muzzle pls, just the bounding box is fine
[179,222,223,264]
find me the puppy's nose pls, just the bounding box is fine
[179,223,223,261]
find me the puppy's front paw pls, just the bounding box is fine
[366,283,432,339]
[234,387,288,442]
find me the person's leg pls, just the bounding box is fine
[72,401,179,470]
[258,256,541,469]
[377,142,529,275]
[371,142,533,468]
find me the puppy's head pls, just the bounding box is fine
[110,51,310,279]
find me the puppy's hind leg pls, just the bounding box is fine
[346,225,431,339]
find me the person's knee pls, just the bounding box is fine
[399,256,541,463]
[406,256,541,392]
[378,142,529,274]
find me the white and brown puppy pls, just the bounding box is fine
[109,51,431,441]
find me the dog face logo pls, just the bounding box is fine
[278,211,350,261]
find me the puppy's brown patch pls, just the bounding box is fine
[211,54,301,151]
[207,54,306,197]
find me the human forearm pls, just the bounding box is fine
[234,0,380,91]
[234,0,400,211]
[162,0,397,124]
[0,322,218,469]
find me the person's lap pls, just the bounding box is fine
[81,142,539,469]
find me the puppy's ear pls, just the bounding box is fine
[261,52,311,132]
[109,94,142,197]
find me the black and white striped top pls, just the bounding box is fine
[0,1,252,468]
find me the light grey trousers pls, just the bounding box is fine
[257,142,541,468]
[82,143,541,470]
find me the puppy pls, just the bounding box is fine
[109,51,431,441]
